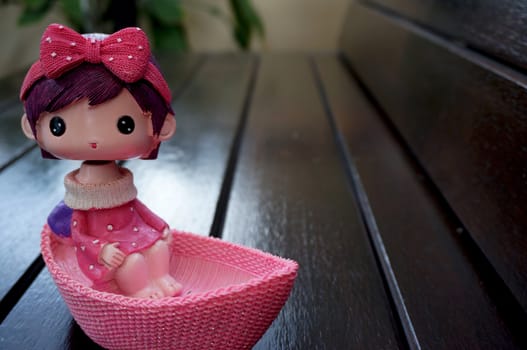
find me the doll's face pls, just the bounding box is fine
[28,89,163,160]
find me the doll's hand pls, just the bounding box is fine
[99,243,126,269]
[162,226,173,246]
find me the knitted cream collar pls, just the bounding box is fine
[64,167,137,210]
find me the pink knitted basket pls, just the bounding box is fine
[41,225,298,350]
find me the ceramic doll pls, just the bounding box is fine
[19,23,182,299]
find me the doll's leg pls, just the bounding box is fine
[115,252,163,299]
[144,240,182,297]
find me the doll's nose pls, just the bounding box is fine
[89,143,98,149]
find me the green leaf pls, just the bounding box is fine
[243,0,264,37]
[229,0,264,50]
[18,0,54,26]
[143,0,184,26]
[57,0,84,30]
[21,0,49,9]
[18,9,46,25]
[150,21,188,52]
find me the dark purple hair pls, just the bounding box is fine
[24,63,173,159]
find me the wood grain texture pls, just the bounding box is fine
[315,54,524,349]
[341,2,527,313]
[362,0,527,71]
[0,271,81,349]
[128,54,255,234]
[221,54,405,349]
[0,70,26,111]
[0,54,255,349]
[0,68,37,169]
[0,103,35,170]
[0,151,78,301]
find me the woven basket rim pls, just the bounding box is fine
[41,226,299,309]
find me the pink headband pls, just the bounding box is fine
[20,23,171,103]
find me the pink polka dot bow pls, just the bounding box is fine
[20,23,172,104]
[40,23,150,83]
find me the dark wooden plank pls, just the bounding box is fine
[0,70,27,111]
[0,54,256,349]
[0,151,78,301]
[129,54,255,234]
[0,271,75,349]
[0,103,35,170]
[315,54,525,349]
[221,54,405,349]
[361,0,527,71]
[341,2,527,313]
[0,71,38,169]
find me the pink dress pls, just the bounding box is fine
[62,167,167,282]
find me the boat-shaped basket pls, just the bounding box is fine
[41,225,298,350]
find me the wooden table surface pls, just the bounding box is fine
[0,53,524,349]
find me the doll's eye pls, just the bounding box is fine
[117,115,135,135]
[49,116,66,137]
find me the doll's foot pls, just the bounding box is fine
[156,275,182,297]
[131,286,164,299]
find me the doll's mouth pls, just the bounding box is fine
[89,143,98,149]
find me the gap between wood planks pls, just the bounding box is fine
[333,45,527,348]
[0,255,44,324]
[209,57,260,239]
[360,0,527,88]
[310,55,419,350]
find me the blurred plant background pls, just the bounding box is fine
[0,0,349,77]
[10,0,264,52]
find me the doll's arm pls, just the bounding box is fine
[133,199,168,232]
[47,200,74,244]
[99,242,125,269]
[71,211,108,266]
